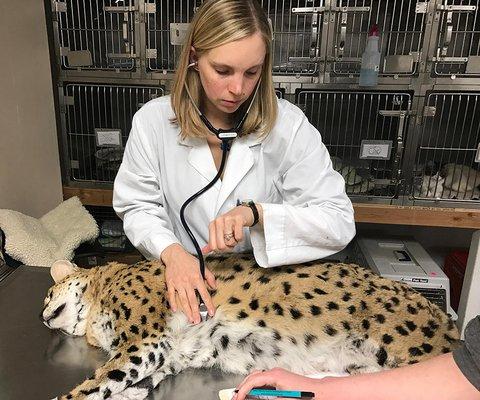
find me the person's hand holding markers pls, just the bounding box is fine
[233,368,320,400]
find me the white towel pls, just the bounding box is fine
[0,197,99,267]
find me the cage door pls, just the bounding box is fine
[296,90,412,200]
[432,1,479,76]
[413,92,480,204]
[146,0,200,72]
[54,0,137,71]
[329,0,427,76]
[264,0,326,75]
[62,84,163,184]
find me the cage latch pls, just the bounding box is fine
[104,5,138,59]
[170,23,190,46]
[433,4,476,62]
[330,6,371,62]
[289,6,327,63]
[378,110,415,179]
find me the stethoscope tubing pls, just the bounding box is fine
[180,63,260,281]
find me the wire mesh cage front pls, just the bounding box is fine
[146,0,323,75]
[63,83,164,184]
[55,0,137,71]
[296,90,412,200]
[261,0,323,75]
[413,92,480,205]
[331,0,427,76]
[432,0,480,77]
[146,0,200,72]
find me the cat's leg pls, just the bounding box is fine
[58,337,173,400]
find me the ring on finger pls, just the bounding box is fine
[224,232,235,242]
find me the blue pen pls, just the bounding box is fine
[246,389,315,398]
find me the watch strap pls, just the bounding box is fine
[237,199,259,227]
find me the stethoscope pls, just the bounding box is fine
[179,61,260,320]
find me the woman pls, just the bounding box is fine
[113,0,355,325]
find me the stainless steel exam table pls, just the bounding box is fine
[0,266,243,399]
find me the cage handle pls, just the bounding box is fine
[336,12,347,60]
[331,6,370,62]
[442,11,453,56]
[379,110,411,181]
[290,6,326,63]
[104,5,138,59]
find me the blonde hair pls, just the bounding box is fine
[171,0,277,139]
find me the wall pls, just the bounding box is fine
[0,0,62,218]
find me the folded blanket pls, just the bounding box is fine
[0,197,99,267]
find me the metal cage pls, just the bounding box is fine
[262,0,325,75]
[329,0,428,77]
[146,0,200,72]
[412,91,480,205]
[61,83,164,184]
[53,0,137,71]
[296,90,413,201]
[146,0,325,75]
[432,0,480,77]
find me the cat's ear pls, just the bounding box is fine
[51,260,78,283]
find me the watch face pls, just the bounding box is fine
[238,199,253,206]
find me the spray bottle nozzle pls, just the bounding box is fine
[369,24,379,37]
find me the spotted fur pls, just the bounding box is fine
[41,254,459,400]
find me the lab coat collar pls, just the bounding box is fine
[178,133,263,214]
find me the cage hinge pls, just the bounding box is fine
[53,1,67,13]
[415,2,428,14]
[145,3,156,13]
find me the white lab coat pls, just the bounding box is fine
[113,95,355,267]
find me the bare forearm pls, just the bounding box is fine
[315,354,479,400]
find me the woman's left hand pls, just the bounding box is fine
[202,205,254,254]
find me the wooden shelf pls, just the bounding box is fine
[63,186,480,229]
[354,203,480,229]
[64,186,113,206]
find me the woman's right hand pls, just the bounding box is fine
[161,243,216,324]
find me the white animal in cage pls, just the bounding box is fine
[443,186,480,201]
[415,173,445,199]
[442,163,480,193]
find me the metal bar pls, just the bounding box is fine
[436,5,476,12]
[457,95,472,192]
[442,11,453,56]
[88,0,96,68]
[440,94,454,185]
[104,6,137,12]
[292,7,327,13]
[350,92,358,163]
[432,56,469,62]
[331,6,371,12]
